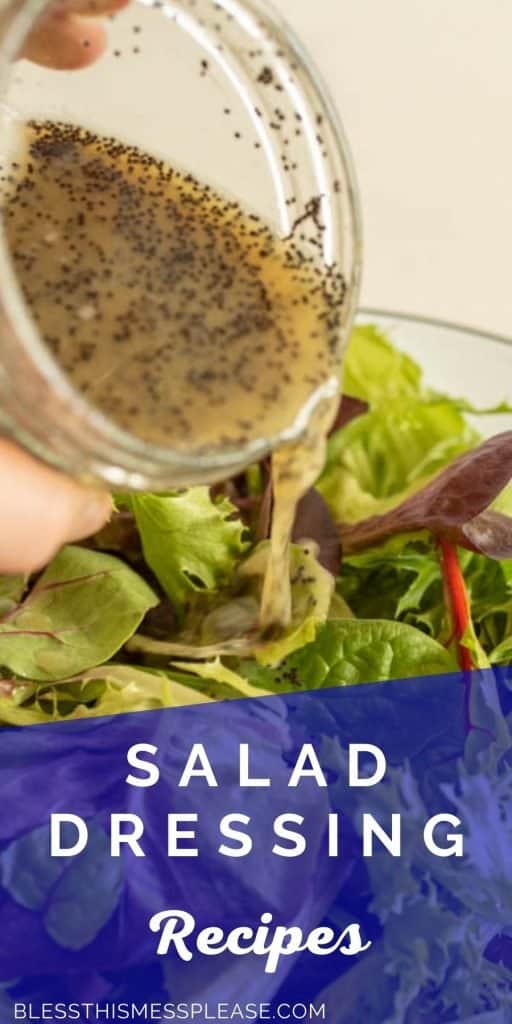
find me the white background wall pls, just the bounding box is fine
[274,0,512,337]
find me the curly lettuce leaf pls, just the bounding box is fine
[344,324,423,402]
[0,691,58,727]
[73,665,213,714]
[344,323,511,414]
[170,658,271,700]
[318,397,478,524]
[0,547,158,682]
[339,535,443,629]
[129,488,249,619]
[320,324,512,532]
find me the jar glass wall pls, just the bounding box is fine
[0,0,362,489]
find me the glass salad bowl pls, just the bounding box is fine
[357,308,512,432]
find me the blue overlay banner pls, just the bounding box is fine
[0,667,512,1023]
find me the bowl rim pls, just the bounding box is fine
[358,306,512,349]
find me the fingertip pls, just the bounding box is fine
[0,439,112,573]
[65,490,113,543]
[1,488,112,574]
[21,14,108,70]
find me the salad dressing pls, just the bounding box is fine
[2,121,344,632]
[260,404,335,630]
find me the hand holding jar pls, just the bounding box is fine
[0,0,121,573]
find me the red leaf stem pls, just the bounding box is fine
[438,538,473,672]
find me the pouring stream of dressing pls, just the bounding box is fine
[259,399,336,631]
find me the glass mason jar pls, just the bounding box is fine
[0,0,362,490]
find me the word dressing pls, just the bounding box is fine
[50,809,464,861]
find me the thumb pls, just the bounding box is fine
[0,438,111,574]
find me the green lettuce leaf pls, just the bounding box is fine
[344,324,423,402]
[1,321,508,725]
[71,665,214,714]
[170,658,272,700]
[129,488,248,619]
[0,699,51,727]
[0,546,158,682]
[490,636,512,665]
[340,430,512,558]
[318,397,478,524]
[345,323,512,414]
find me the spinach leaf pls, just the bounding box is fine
[225,618,455,694]
[280,618,455,687]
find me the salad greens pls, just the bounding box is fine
[341,323,423,402]
[339,431,512,556]
[0,546,157,682]
[0,322,511,724]
[232,618,454,692]
[129,487,248,620]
